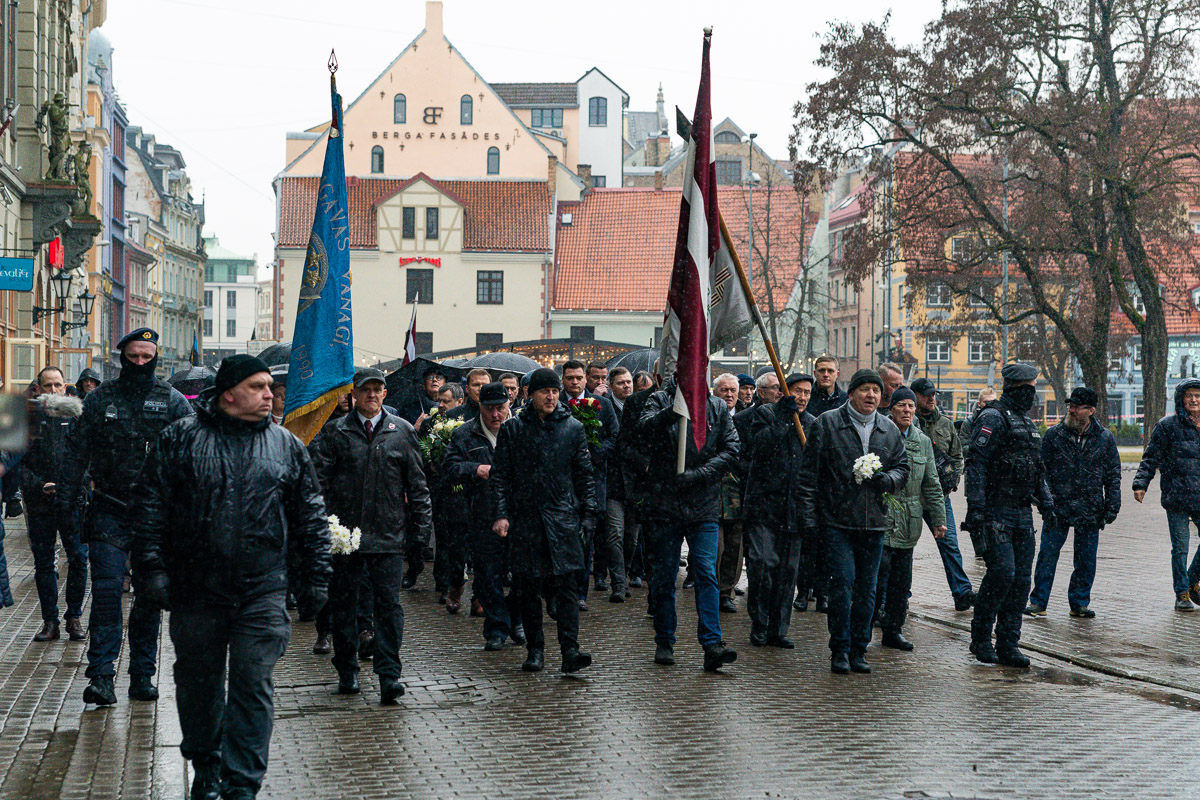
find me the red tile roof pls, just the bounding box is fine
[554,187,811,313]
[276,176,550,252]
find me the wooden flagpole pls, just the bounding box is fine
[718,215,806,446]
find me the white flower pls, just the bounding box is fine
[853,453,883,484]
[328,515,362,556]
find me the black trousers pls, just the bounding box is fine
[797,526,829,601]
[876,545,914,634]
[330,552,404,678]
[512,573,579,655]
[469,531,519,641]
[973,524,1036,648]
[316,569,373,639]
[744,522,801,639]
[170,591,290,796]
[433,504,468,594]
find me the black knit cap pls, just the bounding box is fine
[847,368,884,393]
[526,367,561,394]
[889,386,918,407]
[1068,387,1098,407]
[214,354,270,396]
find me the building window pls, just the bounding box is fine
[406,268,433,303]
[591,175,606,188]
[226,290,236,308]
[460,95,473,125]
[370,145,384,174]
[715,131,741,144]
[969,285,992,308]
[394,94,406,124]
[113,121,125,161]
[425,207,439,241]
[926,283,952,308]
[476,333,503,350]
[715,159,742,185]
[112,178,124,222]
[476,270,503,304]
[588,96,607,126]
[203,319,212,337]
[926,336,951,363]
[226,319,237,337]
[1133,395,1144,424]
[570,326,595,342]
[402,207,415,239]
[414,331,433,355]
[530,108,563,128]
[204,290,212,307]
[487,147,500,175]
[967,334,993,364]
[1132,342,1142,368]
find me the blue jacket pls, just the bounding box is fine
[1042,417,1121,527]
[1134,379,1200,511]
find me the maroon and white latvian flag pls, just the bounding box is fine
[401,294,419,366]
[660,29,719,451]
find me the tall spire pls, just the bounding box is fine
[656,82,666,133]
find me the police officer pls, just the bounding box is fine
[962,363,1055,667]
[61,328,193,706]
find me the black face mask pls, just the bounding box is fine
[119,353,158,383]
[1006,384,1036,414]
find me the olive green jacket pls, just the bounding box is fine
[885,426,946,549]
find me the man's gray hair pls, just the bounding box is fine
[878,362,903,379]
[756,371,779,390]
[440,382,464,400]
[713,372,739,389]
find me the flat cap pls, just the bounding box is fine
[1001,362,1038,382]
[1068,387,1098,407]
[479,382,509,406]
[353,367,386,388]
[910,377,938,396]
[786,372,814,387]
[117,328,158,350]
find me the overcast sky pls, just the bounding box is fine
[103,0,941,269]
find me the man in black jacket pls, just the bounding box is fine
[443,382,520,649]
[61,328,193,706]
[23,367,87,642]
[130,355,331,800]
[1026,387,1120,618]
[808,355,849,418]
[1134,377,1200,610]
[491,368,597,674]
[310,368,432,703]
[637,377,740,672]
[617,377,657,599]
[797,369,908,675]
[744,375,816,647]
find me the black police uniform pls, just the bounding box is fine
[963,364,1054,664]
[61,329,193,697]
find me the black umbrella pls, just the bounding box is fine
[257,342,292,367]
[465,351,541,375]
[168,365,215,397]
[606,348,657,375]
[383,357,466,423]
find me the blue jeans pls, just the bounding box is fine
[0,518,11,606]
[1165,510,1200,594]
[86,517,161,679]
[927,495,973,598]
[824,528,884,655]
[1029,522,1098,609]
[645,520,722,648]
[27,503,88,622]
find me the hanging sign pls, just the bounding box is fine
[0,257,34,291]
[398,257,442,268]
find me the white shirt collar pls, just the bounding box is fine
[357,410,383,429]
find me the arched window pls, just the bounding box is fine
[588,96,607,126]
[394,94,406,124]
[486,146,499,175]
[715,131,741,144]
[371,145,384,174]
[460,94,473,125]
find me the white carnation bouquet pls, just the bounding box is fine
[852,453,904,512]
[328,515,362,556]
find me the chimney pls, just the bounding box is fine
[654,170,663,191]
[646,134,670,168]
[547,154,557,195]
[578,163,592,189]
[426,1,443,39]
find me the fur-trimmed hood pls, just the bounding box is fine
[35,393,84,419]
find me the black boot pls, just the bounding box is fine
[996,644,1031,668]
[881,631,914,651]
[654,644,675,665]
[830,652,850,674]
[510,624,526,646]
[560,648,592,674]
[815,595,829,613]
[970,640,999,664]
[189,761,221,800]
[128,675,159,701]
[83,676,117,706]
[849,652,871,673]
[380,676,405,705]
[522,649,545,672]
[337,672,361,694]
[702,642,737,672]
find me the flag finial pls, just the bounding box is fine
[328,49,338,74]
[703,26,712,38]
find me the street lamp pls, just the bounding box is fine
[60,288,96,337]
[32,269,74,325]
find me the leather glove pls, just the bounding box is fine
[298,584,329,621]
[868,472,892,492]
[1102,508,1119,528]
[963,508,990,534]
[580,515,598,546]
[675,469,701,489]
[137,570,171,611]
[777,394,798,416]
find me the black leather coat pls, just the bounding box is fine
[744,401,816,531]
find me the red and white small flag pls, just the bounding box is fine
[401,293,419,366]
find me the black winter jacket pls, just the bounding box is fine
[744,401,816,531]
[131,391,332,607]
[309,411,433,553]
[615,387,655,505]
[636,386,741,525]
[807,383,849,418]
[21,394,83,507]
[1042,418,1121,527]
[442,417,500,537]
[1134,379,1200,511]
[797,404,909,532]
[490,404,597,577]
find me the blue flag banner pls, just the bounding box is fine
[283,68,354,444]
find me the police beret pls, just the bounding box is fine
[1000,362,1038,382]
[117,328,158,350]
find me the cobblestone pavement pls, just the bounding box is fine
[0,469,1197,799]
